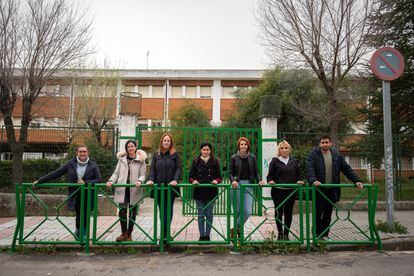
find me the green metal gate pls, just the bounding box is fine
[136,126,263,216]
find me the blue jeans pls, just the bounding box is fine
[195,199,215,237]
[231,180,253,229]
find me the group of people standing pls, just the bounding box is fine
[35,134,363,243]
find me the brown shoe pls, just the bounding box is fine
[116,233,128,242]
[126,232,132,241]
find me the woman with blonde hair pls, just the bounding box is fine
[146,133,182,244]
[267,140,304,240]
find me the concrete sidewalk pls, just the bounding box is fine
[0,198,413,249]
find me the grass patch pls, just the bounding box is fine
[376,219,408,234]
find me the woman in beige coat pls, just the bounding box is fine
[106,140,147,242]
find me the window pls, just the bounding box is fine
[30,122,41,128]
[171,86,183,98]
[152,86,164,98]
[123,85,136,93]
[152,121,162,127]
[200,87,211,98]
[138,86,149,98]
[186,86,196,98]
[222,87,237,98]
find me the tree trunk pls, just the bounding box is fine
[327,87,340,147]
[11,144,24,184]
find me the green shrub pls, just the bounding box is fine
[0,159,62,191]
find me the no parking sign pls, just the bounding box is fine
[370,47,404,81]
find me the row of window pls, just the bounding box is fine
[41,85,251,99]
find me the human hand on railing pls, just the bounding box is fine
[106,181,113,187]
[356,182,363,190]
[192,180,199,185]
[77,179,84,185]
[231,181,238,188]
[33,180,38,186]
[211,180,218,185]
[146,180,154,185]
[297,181,305,185]
[135,180,142,187]
[169,180,178,186]
[313,181,321,187]
[258,180,265,186]
[268,180,275,185]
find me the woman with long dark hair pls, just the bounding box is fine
[189,142,222,241]
[106,140,147,242]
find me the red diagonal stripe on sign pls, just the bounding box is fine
[378,54,397,74]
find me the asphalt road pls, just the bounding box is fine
[1,251,413,276]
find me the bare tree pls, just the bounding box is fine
[0,0,92,183]
[257,0,374,145]
[73,66,119,147]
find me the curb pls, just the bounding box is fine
[325,236,414,252]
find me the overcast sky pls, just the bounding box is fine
[86,0,269,70]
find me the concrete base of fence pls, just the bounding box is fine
[0,193,117,216]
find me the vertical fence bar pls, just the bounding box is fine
[160,184,165,253]
[311,186,317,245]
[305,184,311,252]
[85,184,91,254]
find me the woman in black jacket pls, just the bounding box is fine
[267,140,304,240]
[34,145,102,239]
[229,137,264,238]
[146,133,182,243]
[189,142,222,241]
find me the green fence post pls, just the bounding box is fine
[372,185,383,251]
[160,184,165,253]
[92,183,99,244]
[232,185,238,250]
[85,183,91,254]
[311,186,317,246]
[305,184,311,252]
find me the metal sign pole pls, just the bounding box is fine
[382,81,394,229]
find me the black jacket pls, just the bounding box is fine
[305,147,361,202]
[229,153,261,184]
[189,156,222,201]
[148,151,182,197]
[37,158,102,211]
[267,157,302,190]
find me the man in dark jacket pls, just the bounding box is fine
[306,136,363,239]
[34,145,102,239]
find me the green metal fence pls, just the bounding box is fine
[11,182,382,253]
[12,183,90,253]
[310,184,382,249]
[165,183,232,245]
[235,184,307,248]
[91,183,158,246]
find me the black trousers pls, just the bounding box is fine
[119,187,138,234]
[271,188,296,235]
[157,190,176,240]
[74,194,88,230]
[315,189,335,237]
